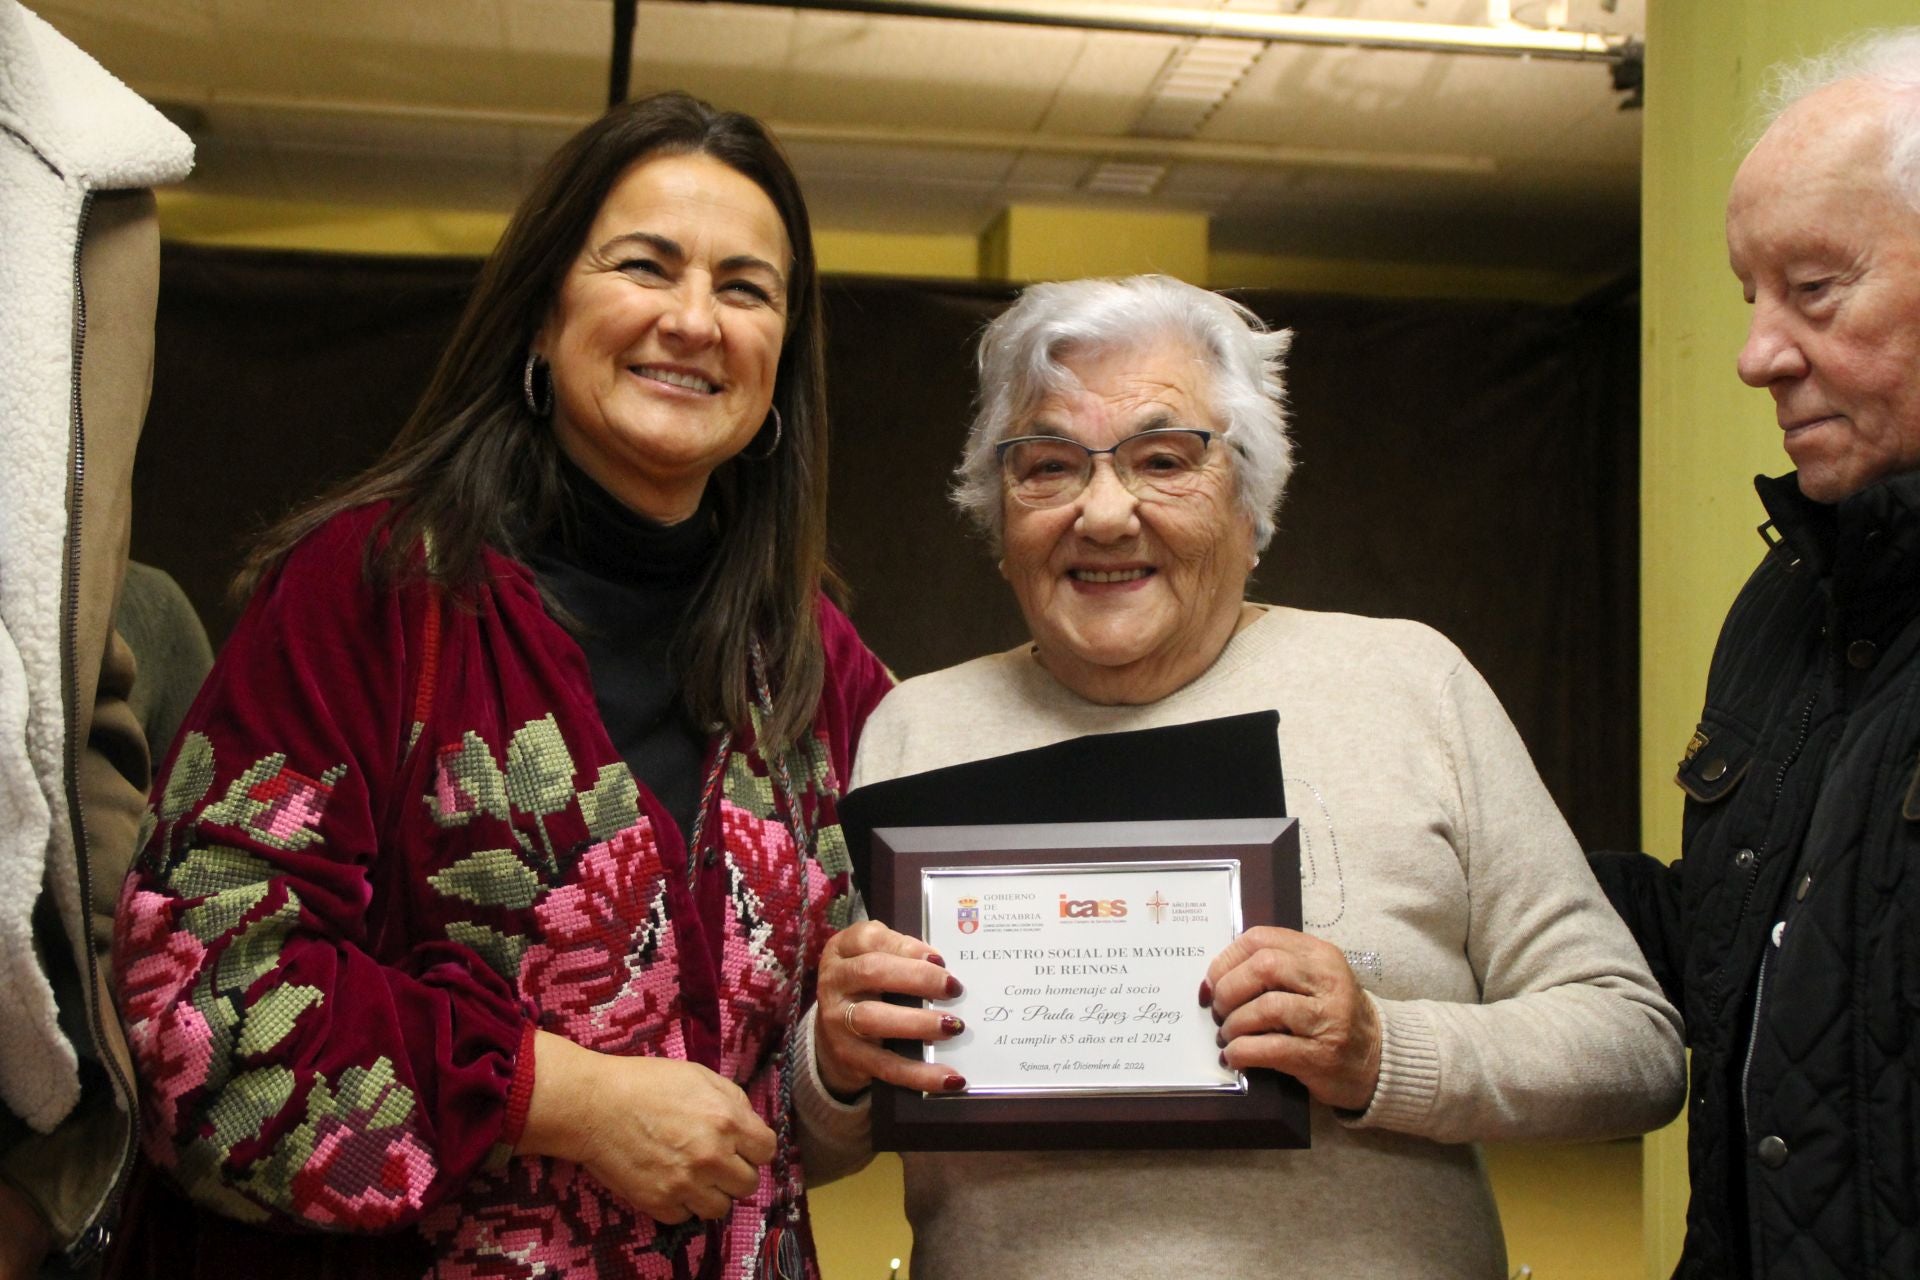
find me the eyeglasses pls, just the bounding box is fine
[995,428,1217,508]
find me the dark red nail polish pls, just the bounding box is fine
[1197,978,1212,1006]
[944,975,964,998]
[1211,1006,1224,1026]
[940,1015,965,1035]
[926,953,947,968]
[943,1074,967,1092]
[1215,1029,1226,1048]
[1218,1051,1229,1069]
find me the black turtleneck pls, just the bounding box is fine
[525,455,719,840]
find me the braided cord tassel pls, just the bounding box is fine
[749,638,815,1280]
[685,727,734,895]
[646,638,817,1279]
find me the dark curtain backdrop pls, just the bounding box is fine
[134,245,1639,849]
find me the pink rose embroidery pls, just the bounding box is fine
[116,885,208,1024]
[425,1157,685,1277]
[291,1116,436,1230]
[432,754,475,821]
[714,801,835,1078]
[517,824,679,1055]
[115,884,217,1156]
[128,1003,213,1159]
[248,764,333,846]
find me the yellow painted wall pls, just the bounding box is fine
[155,192,1609,301]
[1639,4,1918,1276]
[1491,1141,1646,1279]
[816,230,978,281]
[156,193,509,257]
[980,204,1209,284]
[810,1155,911,1280]
[154,192,983,280]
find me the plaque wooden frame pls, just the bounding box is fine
[868,817,1307,1151]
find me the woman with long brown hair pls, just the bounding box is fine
[112,91,889,1279]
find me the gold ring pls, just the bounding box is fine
[843,999,865,1038]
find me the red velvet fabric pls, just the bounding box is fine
[111,506,891,1278]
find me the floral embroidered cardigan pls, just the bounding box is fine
[112,507,891,1278]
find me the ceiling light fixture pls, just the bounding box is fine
[700,0,1628,63]
[1083,161,1169,194]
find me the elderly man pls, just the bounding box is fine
[1592,28,1920,1280]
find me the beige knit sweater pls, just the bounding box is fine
[797,606,1683,1279]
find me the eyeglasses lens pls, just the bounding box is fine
[1002,430,1211,507]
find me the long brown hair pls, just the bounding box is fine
[239,92,832,750]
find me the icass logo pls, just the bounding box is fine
[957,897,980,934]
[1058,895,1127,919]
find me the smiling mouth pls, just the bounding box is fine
[1070,567,1153,584]
[633,364,720,395]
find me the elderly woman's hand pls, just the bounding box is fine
[518,1031,776,1224]
[815,920,967,1098]
[1205,926,1382,1113]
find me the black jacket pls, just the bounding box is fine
[1593,471,1920,1279]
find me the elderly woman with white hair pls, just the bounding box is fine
[795,274,1684,1278]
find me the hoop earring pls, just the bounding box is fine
[523,352,553,418]
[746,404,783,462]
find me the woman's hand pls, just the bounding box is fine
[517,1031,776,1223]
[1204,926,1382,1113]
[814,920,966,1098]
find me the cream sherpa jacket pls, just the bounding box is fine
[0,0,190,1135]
[0,0,191,1257]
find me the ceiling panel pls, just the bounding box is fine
[1156,159,1249,205]
[783,135,1019,184]
[32,0,1648,278]
[776,11,1092,131]
[800,171,1007,234]
[263,140,525,208]
[201,0,515,105]
[1003,150,1096,192]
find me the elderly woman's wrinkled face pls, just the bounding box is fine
[537,151,790,522]
[1001,343,1256,705]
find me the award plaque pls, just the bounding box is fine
[868,816,1306,1151]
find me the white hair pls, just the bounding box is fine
[952,275,1294,553]
[1758,27,1920,210]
